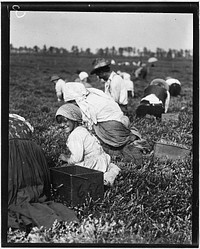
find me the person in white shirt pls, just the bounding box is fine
[165,76,181,96]
[50,75,66,102]
[136,78,170,118]
[56,103,121,186]
[63,82,146,166]
[78,71,92,88]
[90,58,128,115]
[117,71,134,98]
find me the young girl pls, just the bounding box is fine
[55,103,121,186]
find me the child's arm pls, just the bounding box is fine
[59,153,70,163]
[65,130,84,164]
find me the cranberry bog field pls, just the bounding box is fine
[7,53,195,244]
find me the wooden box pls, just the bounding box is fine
[154,142,191,161]
[50,165,104,206]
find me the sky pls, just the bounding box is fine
[10,11,193,53]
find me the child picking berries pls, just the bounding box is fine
[55,103,120,186]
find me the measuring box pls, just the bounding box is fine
[161,113,179,122]
[50,165,104,206]
[154,141,191,161]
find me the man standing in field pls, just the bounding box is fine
[50,75,66,102]
[90,58,128,115]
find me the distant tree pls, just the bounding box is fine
[104,47,109,56]
[85,48,91,55]
[142,47,147,57]
[71,46,79,55]
[127,47,132,56]
[118,47,124,57]
[111,46,117,56]
[49,46,55,54]
[33,45,39,53]
[167,49,172,58]
[97,48,104,57]
[43,45,47,53]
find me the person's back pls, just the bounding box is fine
[50,75,66,102]
[86,88,125,123]
[105,71,127,105]
[117,71,134,98]
[136,84,168,118]
[143,85,167,104]
[55,78,66,94]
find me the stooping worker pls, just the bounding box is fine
[78,71,92,88]
[8,114,78,230]
[55,103,121,186]
[117,70,134,98]
[50,75,66,102]
[136,78,170,118]
[90,58,128,115]
[165,76,181,96]
[134,63,148,80]
[62,82,147,166]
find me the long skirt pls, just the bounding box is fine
[93,120,131,148]
[93,121,143,166]
[8,139,51,206]
[8,139,78,229]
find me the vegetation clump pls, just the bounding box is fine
[7,54,194,244]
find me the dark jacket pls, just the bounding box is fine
[143,85,167,104]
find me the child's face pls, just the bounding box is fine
[60,118,75,133]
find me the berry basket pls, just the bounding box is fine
[50,165,104,206]
[154,141,191,161]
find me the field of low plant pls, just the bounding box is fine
[7,53,194,244]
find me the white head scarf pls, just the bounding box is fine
[55,103,82,123]
[63,83,97,127]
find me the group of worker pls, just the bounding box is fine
[50,57,181,119]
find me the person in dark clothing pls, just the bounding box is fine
[136,79,170,118]
[8,114,78,230]
[165,77,182,97]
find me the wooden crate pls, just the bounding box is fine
[161,113,179,122]
[50,165,104,206]
[154,142,191,161]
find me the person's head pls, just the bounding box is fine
[90,58,111,81]
[50,75,60,83]
[79,72,89,83]
[55,103,82,134]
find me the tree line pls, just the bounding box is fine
[10,44,192,59]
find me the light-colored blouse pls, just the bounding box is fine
[66,126,111,173]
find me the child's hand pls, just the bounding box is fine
[59,153,69,162]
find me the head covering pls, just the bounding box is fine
[50,75,60,82]
[55,103,82,123]
[150,78,169,91]
[79,72,89,81]
[91,58,111,74]
[64,82,89,102]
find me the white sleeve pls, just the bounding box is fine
[55,81,62,94]
[66,130,84,164]
[165,91,170,113]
